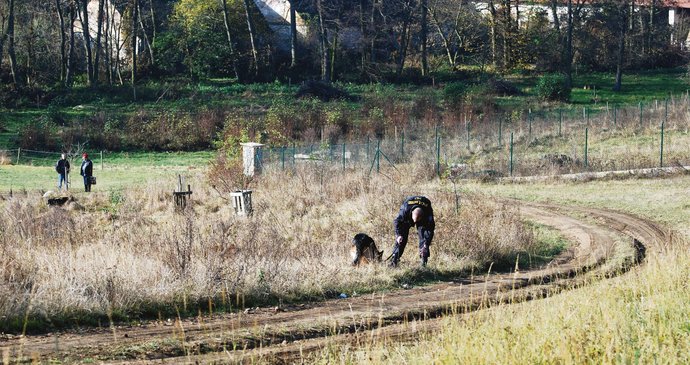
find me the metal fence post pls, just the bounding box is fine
[665,98,669,125]
[558,109,562,137]
[584,127,589,169]
[466,121,470,150]
[281,146,286,170]
[100,151,104,170]
[510,132,513,176]
[292,142,296,165]
[613,107,617,127]
[498,118,503,147]
[366,136,370,161]
[528,109,532,141]
[376,139,381,173]
[436,136,441,177]
[639,102,643,126]
[342,142,346,170]
[400,129,405,159]
[660,121,665,168]
[16,148,20,164]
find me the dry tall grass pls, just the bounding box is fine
[317,237,690,364]
[315,176,690,364]
[0,164,541,330]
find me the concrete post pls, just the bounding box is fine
[241,142,265,176]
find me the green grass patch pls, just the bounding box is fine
[0,151,213,191]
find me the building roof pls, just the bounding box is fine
[533,1,690,9]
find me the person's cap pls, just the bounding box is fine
[82,153,88,158]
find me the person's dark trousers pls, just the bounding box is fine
[83,176,91,192]
[390,227,409,266]
[418,229,430,266]
[391,227,430,267]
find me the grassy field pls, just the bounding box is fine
[317,174,690,364]
[0,69,687,150]
[0,159,570,333]
[0,151,213,192]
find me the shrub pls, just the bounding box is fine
[17,116,58,150]
[535,73,570,101]
[443,82,468,103]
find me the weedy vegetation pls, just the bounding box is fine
[0,159,562,333]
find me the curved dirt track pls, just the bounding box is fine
[0,201,671,364]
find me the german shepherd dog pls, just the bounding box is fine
[351,233,383,266]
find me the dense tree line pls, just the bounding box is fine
[0,0,686,93]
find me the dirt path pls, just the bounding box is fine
[0,201,671,364]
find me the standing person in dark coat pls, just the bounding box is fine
[80,153,93,192]
[390,196,435,267]
[55,153,70,192]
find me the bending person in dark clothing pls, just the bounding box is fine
[390,196,435,267]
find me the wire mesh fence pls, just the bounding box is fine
[2,96,689,180]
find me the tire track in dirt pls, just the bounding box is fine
[0,201,671,364]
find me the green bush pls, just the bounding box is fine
[535,74,570,101]
[443,82,468,102]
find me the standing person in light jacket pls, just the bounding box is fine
[390,196,435,267]
[55,153,70,191]
[80,153,93,192]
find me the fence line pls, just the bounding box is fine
[2,98,689,179]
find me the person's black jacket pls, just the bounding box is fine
[55,159,70,175]
[393,196,435,246]
[80,159,93,177]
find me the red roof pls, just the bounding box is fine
[538,1,690,9]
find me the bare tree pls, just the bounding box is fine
[219,0,239,80]
[243,0,259,76]
[94,0,105,84]
[614,0,629,92]
[420,0,428,76]
[394,0,414,78]
[564,0,573,89]
[81,0,94,86]
[56,0,67,83]
[6,0,19,87]
[131,0,137,99]
[66,1,77,87]
[136,0,153,66]
[316,0,330,81]
[290,0,298,69]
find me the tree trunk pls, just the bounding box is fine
[359,0,366,72]
[429,3,455,68]
[149,0,156,48]
[420,0,428,76]
[243,0,259,76]
[131,0,138,99]
[565,0,573,89]
[7,0,19,87]
[290,0,297,68]
[396,0,412,77]
[370,0,377,63]
[66,3,77,87]
[137,0,154,66]
[26,12,35,86]
[56,0,67,83]
[104,0,112,84]
[648,0,654,52]
[614,1,628,92]
[220,0,239,80]
[82,0,94,86]
[488,0,497,67]
[330,30,337,81]
[94,0,105,85]
[316,0,330,81]
[502,0,511,69]
[550,0,560,33]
